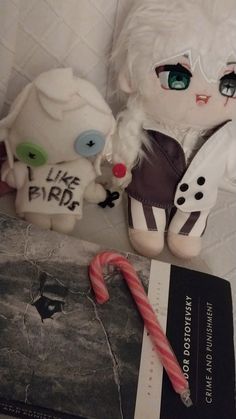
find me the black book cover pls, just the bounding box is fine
[160,266,235,418]
[0,215,235,419]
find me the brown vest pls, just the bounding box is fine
[126,130,186,209]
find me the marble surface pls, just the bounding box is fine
[0,214,151,419]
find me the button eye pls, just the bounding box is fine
[16,142,48,167]
[74,130,105,157]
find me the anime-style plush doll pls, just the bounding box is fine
[111,0,236,259]
[0,68,116,233]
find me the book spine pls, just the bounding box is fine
[134,261,171,419]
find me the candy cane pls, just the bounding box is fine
[89,251,192,407]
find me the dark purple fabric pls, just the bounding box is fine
[126,130,186,209]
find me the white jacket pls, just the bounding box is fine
[174,121,236,212]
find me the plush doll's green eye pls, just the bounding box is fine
[155,63,192,90]
[219,72,236,97]
[168,71,190,89]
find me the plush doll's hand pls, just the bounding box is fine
[1,161,18,188]
[1,161,27,189]
[1,162,14,187]
[84,181,107,203]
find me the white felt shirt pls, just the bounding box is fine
[11,159,96,217]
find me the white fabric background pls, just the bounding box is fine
[0,0,134,117]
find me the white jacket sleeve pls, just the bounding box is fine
[175,122,235,212]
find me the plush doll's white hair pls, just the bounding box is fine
[111,0,236,172]
[113,0,236,89]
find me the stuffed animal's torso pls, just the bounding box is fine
[10,158,96,217]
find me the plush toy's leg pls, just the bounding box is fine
[167,209,209,259]
[24,212,51,229]
[128,196,166,258]
[51,214,76,234]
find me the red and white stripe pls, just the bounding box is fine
[89,251,192,406]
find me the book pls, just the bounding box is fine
[0,214,235,419]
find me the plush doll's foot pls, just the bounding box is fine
[167,232,201,259]
[129,228,164,258]
[52,214,76,233]
[24,213,51,230]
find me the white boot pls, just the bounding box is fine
[167,231,202,259]
[51,214,76,233]
[24,212,51,230]
[129,228,164,258]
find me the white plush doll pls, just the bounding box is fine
[111,0,236,259]
[0,68,116,233]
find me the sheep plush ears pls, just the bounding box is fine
[35,67,113,119]
[75,77,113,115]
[35,68,76,120]
[0,83,32,167]
[118,64,133,93]
[35,68,75,103]
[0,83,32,142]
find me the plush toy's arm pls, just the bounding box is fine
[1,161,28,189]
[84,181,107,203]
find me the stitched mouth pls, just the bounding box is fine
[196,94,211,104]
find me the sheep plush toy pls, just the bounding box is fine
[0,68,116,233]
[112,0,236,259]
